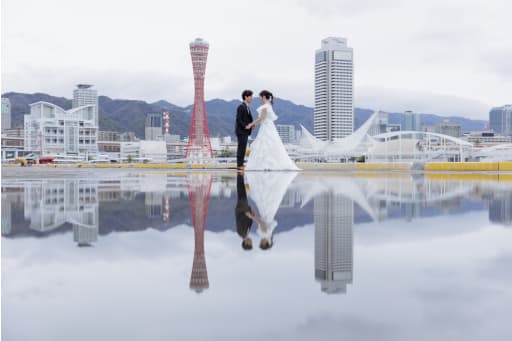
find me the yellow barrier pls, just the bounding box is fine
[499,174,512,182]
[499,161,512,171]
[6,161,511,172]
[356,163,411,171]
[424,162,499,172]
[297,162,356,170]
[425,173,499,181]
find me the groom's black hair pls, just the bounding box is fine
[241,90,253,100]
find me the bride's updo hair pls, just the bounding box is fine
[259,90,274,105]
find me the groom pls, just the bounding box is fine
[235,173,253,250]
[235,90,254,170]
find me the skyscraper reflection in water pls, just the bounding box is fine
[489,192,512,226]
[314,191,354,294]
[187,173,212,293]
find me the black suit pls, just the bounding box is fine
[235,174,253,238]
[235,102,253,167]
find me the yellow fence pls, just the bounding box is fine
[4,161,512,172]
[424,161,512,172]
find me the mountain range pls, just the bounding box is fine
[2,92,487,138]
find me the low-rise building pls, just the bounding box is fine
[465,131,512,146]
[1,128,25,160]
[24,102,98,158]
[167,141,187,159]
[435,120,462,137]
[120,141,167,162]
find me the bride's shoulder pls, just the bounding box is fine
[257,103,269,111]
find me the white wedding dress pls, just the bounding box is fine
[246,102,300,171]
[246,171,298,242]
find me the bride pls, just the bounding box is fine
[245,90,300,171]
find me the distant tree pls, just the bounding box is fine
[127,154,133,163]
[218,149,235,158]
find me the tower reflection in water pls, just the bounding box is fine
[187,173,213,293]
[314,191,354,294]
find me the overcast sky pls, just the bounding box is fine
[1,0,511,118]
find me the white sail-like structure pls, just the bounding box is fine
[295,111,477,162]
[297,112,380,157]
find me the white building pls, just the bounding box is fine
[404,110,421,131]
[167,142,187,159]
[489,104,512,136]
[120,140,167,162]
[465,131,512,146]
[210,137,221,151]
[368,111,389,136]
[436,120,462,137]
[73,84,99,126]
[24,102,98,158]
[2,97,11,130]
[314,191,353,294]
[314,37,354,141]
[166,134,181,143]
[276,124,297,144]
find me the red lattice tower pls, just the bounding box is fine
[188,173,213,293]
[186,38,213,161]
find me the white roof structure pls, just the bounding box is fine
[298,111,381,156]
[294,111,492,162]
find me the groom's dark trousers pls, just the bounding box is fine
[235,102,253,167]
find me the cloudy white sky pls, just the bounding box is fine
[1,0,511,118]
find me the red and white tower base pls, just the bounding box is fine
[186,38,213,161]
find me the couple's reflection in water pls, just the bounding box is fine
[235,172,297,251]
[235,171,353,294]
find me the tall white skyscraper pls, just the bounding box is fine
[73,84,99,126]
[314,191,354,294]
[2,97,12,130]
[314,37,354,141]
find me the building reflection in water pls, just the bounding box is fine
[314,191,353,294]
[23,180,99,246]
[187,173,213,293]
[489,192,512,226]
[3,173,512,295]
[145,192,163,218]
[1,197,12,235]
